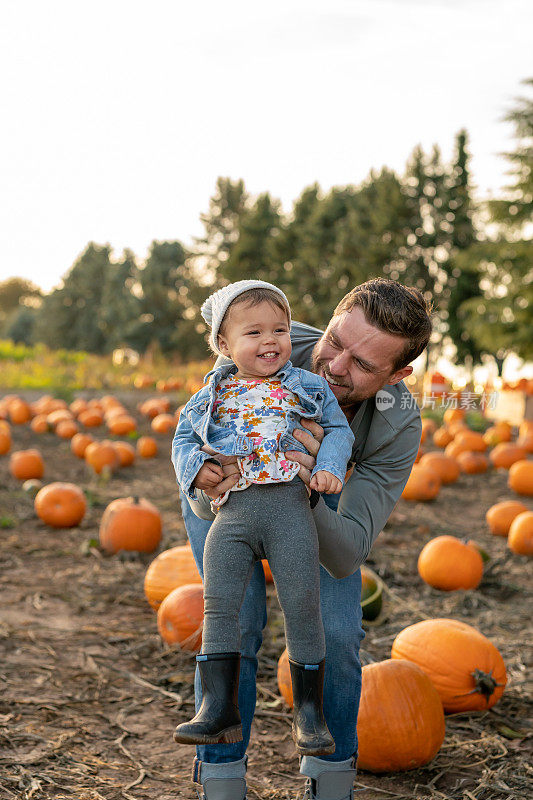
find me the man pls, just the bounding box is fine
[178,278,432,800]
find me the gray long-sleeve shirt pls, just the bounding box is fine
[187,321,422,579]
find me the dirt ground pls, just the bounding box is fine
[1,392,532,800]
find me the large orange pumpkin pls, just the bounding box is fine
[419,453,460,484]
[490,443,528,470]
[9,399,32,424]
[357,659,445,773]
[85,441,119,474]
[401,464,440,501]
[112,441,136,467]
[9,449,44,480]
[34,482,87,528]
[157,584,204,651]
[144,544,202,610]
[507,511,533,556]
[391,619,507,712]
[486,500,528,537]
[30,414,50,434]
[137,436,158,458]
[417,536,483,590]
[71,432,94,459]
[508,460,533,496]
[456,451,489,474]
[99,496,162,554]
[454,431,487,453]
[277,648,293,707]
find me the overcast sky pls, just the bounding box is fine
[1,0,531,291]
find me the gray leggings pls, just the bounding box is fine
[202,478,325,664]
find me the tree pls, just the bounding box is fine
[99,249,141,352]
[219,192,282,285]
[0,277,42,336]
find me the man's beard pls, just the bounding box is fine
[310,347,366,407]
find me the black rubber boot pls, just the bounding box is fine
[173,652,243,745]
[289,658,335,756]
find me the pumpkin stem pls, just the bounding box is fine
[464,669,504,701]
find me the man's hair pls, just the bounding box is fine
[217,287,290,342]
[333,278,433,371]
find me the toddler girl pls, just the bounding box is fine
[171,280,354,755]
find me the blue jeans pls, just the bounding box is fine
[179,488,364,763]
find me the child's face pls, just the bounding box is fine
[217,300,291,379]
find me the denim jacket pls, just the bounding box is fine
[172,360,355,498]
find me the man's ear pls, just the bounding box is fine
[218,335,231,358]
[387,365,413,386]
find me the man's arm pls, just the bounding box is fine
[311,418,421,579]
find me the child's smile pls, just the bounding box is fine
[217,301,292,379]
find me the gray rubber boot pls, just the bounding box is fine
[192,755,247,800]
[300,755,356,800]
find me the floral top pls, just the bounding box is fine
[211,376,306,507]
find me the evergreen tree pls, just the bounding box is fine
[0,277,42,335]
[220,192,282,285]
[99,249,141,352]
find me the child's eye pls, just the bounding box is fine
[246,330,260,335]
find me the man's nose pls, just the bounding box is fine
[329,351,350,374]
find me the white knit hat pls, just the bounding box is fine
[201,280,291,356]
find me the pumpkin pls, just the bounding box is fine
[433,426,453,448]
[30,414,50,434]
[517,433,533,454]
[262,559,274,584]
[69,398,88,416]
[454,431,487,453]
[277,648,293,707]
[443,408,465,426]
[85,441,119,474]
[421,418,437,439]
[417,535,483,591]
[483,423,512,447]
[151,413,176,434]
[419,453,460,484]
[71,432,94,458]
[486,500,528,537]
[144,544,202,610]
[23,478,43,497]
[107,414,137,435]
[78,409,104,427]
[507,511,533,556]
[360,566,384,620]
[137,436,158,458]
[112,441,136,467]
[0,426,11,455]
[448,420,469,438]
[99,496,162,554]
[490,443,528,470]
[157,583,204,651]
[391,619,507,712]
[519,420,533,439]
[8,399,32,424]
[9,449,44,480]
[357,659,445,773]
[139,398,170,418]
[55,419,79,439]
[401,464,440,501]
[35,482,87,528]
[47,408,73,428]
[508,460,533,496]
[456,451,489,474]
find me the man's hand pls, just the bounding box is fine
[310,470,342,494]
[194,445,241,499]
[284,419,324,487]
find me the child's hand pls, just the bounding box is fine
[194,462,225,491]
[309,470,342,494]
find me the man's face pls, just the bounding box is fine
[310,306,413,408]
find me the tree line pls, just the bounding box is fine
[1,80,531,372]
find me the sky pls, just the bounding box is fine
[1,0,531,292]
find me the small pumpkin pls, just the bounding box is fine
[456,451,489,474]
[144,544,202,610]
[112,441,136,467]
[0,426,11,455]
[9,449,44,480]
[47,408,74,428]
[30,414,50,434]
[401,464,440,502]
[99,496,162,554]
[107,414,137,435]
[78,409,104,427]
[357,659,445,773]
[71,432,94,459]
[151,413,176,434]
[486,500,528,537]
[277,648,293,707]
[8,399,32,425]
[417,535,483,591]
[443,408,465,426]
[507,511,533,556]
[419,453,460,484]
[137,436,158,458]
[432,426,453,448]
[454,431,487,453]
[508,460,533,496]
[157,583,204,651]
[22,478,43,498]
[85,441,119,474]
[490,443,528,470]
[360,566,384,620]
[517,432,533,454]
[35,482,87,528]
[391,618,507,712]
[55,419,79,439]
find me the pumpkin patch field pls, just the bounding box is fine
[1,391,532,800]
